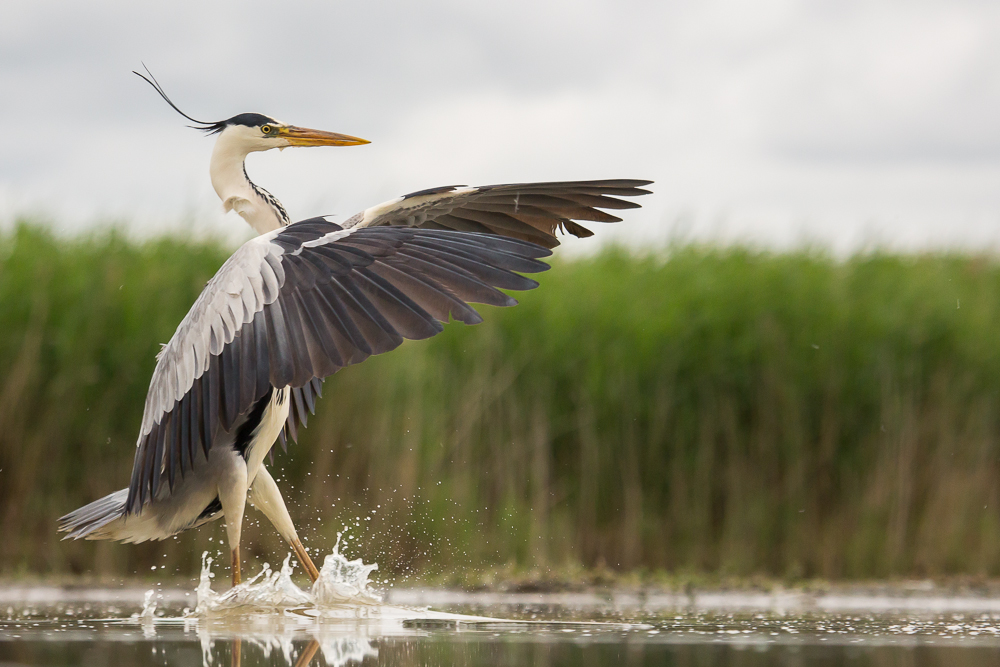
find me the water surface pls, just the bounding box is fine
[5,554,1000,665]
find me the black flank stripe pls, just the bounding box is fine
[233,387,273,459]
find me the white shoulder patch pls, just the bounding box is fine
[361,196,405,226]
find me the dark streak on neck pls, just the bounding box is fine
[243,164,291,227]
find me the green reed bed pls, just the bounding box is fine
[4,223,1000,582]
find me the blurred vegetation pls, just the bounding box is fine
[4,223,1000,583]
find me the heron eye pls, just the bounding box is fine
[261,125,273,135]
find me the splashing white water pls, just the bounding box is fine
[194,535,382,615]
[138,589,157,620]
[312,534,382,606]
[196,553,312,613]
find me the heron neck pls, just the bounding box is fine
[209,135,289,235]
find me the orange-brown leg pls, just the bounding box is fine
[219,454,248,589]
[290,538,320,582]
[231,546,242,586]
[249,465,320,582]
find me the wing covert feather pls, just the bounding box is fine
[350,179,652,248]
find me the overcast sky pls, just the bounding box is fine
[2,0,999,253]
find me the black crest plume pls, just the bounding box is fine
[133,64,225,134]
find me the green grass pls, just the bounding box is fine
[4,223,1000,582]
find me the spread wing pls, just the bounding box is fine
[344,179,653,248]
[125,220,551,513]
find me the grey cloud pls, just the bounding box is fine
[2,0,999,251]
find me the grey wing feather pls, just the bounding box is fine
[346,179,652,248]
[125,220,554,514]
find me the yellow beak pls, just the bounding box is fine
[279,126,370,147]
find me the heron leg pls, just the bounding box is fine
[294,639,320,667]
[249,464,320,582]
[218,455,249,587]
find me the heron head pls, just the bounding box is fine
[134,68,369,153]
[213,113,369,153]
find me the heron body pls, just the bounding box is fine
[59,71,651,586]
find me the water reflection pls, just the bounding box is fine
[217,638,364,667]
[146,600,428,667]
[140,612,394,666]
[133,545,507,666]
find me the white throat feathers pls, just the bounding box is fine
[209,125,291,235]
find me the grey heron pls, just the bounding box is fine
[58,70,652,587]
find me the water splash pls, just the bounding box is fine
[312,533,382,606]
[138,589,157,621]
[194,553,216,615]
[193,535,382,615]
[196,553,314,614]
